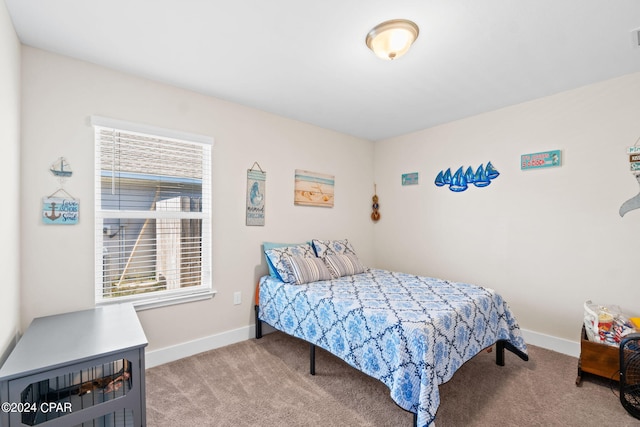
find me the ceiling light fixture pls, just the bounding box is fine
[366,19,419,60]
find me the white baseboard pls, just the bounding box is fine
[520,328,580,358]
[145,325,580,369]
[145,325,257,368]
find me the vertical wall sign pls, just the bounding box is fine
[628,146,640,172]
[294,170,334,207]
[521,150,562,170]
[45,157,78,224]
[620,145,640,217]
[246,162,266,226]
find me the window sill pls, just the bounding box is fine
[97,289,217,311]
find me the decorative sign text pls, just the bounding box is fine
[521,150,562,170]
[627,146,640,154]
[42,197,79,225]
[401,172,419,186]
[246,169,266,226]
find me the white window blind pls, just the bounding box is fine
[93,117,213,308]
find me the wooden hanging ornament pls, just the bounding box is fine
[371,184,380,222]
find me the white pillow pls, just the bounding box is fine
[264,244,316,284]
[311,239,357,258]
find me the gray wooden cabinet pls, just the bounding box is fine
[0,305,148,427]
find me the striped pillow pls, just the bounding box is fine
[287,256,332,285]
[323,254,365,278]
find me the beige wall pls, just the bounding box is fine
[0,0,21,365]
[373,73,640,344]
[14,34,640,361]
[20,46,374,352]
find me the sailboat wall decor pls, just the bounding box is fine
[434,162,499,192]
[44,157,78,224]
[50,157,73,178]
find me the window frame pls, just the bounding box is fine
[92,116,215,310]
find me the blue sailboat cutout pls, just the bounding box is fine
[473,164,491,187]
[486,161,499,179]
[434,162,499,191]
[465,166,475,184]
[449,167,468,192]
[443,168,452,185]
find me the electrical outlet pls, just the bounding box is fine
[233,291,242,305]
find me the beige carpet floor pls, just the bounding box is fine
[145,331,640,426]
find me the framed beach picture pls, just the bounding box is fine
[294,170,334,207]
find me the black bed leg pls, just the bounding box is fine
[496,340,505,366]
[254,305,262,339]
[310,343,316,375]
[413,412,418,427]
[495,339,529,365]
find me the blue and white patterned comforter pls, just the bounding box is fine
[258,269,527,427]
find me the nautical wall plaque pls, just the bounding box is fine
[521,150,561,170]
[629,153,640,173]
[246,165,266,226]
[402,172,419,186]
[42,197,79,225]
[621,144,640,217]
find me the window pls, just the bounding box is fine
[92,117,213,309]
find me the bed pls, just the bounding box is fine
[255,239,528,427]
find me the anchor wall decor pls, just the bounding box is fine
[43,156,79,225]
[42,194,79,225]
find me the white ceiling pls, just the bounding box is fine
[5,0,640,141]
